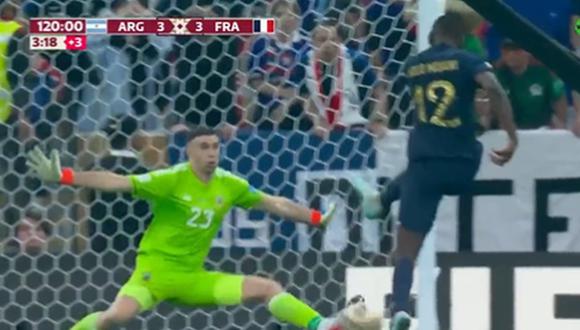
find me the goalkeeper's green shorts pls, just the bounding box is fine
[117,253,244,311]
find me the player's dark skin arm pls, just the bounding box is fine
[475,71,518,166]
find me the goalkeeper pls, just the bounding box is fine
[27,127,339,330]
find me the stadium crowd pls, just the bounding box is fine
[0,0,579,255]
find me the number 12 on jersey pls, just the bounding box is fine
[186,207,215,229]
[413,80,461,128]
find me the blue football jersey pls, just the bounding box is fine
[404,43,491,160]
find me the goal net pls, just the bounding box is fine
[0,0,418,329]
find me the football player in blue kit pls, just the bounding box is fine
[355,13,518,330]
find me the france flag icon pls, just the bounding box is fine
[253,18,275,34]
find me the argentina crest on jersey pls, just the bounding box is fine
[142,272,151,281]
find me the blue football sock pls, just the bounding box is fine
[391,257,414,314]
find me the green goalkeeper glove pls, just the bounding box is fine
[26,147,65,183]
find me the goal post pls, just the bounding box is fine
[416,2,445,330]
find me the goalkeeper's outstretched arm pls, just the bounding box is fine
[65,171,132,192]
[254,194,336,227]
[26,147,133,193]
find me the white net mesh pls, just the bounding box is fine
[0,0,417,328]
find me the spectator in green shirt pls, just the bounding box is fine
[495,40,568,129]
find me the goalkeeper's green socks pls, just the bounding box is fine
[71,312,101,330]
[268,292,323,329]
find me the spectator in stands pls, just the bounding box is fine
[296,0,319,34]
[157,5,240,132]
[5,206,51,256]
[235,1,270,103]
[361,0,415,128]
[494,40,568,129]
[241,0,310,131]
[9,0,101,144]
[80,116,150,253]
[79,0,134,133]
[341,6,368,52]
[250,1,268,17]
[117,0,171,130]
[365,0,414,78]
[300,20,387,137]
[337,23,389,134]
[79,0,169,132]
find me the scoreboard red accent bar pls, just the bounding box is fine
[29,18,276,36]
[106,18,274,35]
[156,18,259,35]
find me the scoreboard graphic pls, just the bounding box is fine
[28,17,276,50]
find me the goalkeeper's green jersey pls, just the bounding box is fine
[129,163,264,269]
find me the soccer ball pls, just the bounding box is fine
[333,295,384,330]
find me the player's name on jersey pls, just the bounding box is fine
[30,18,275,35]
[407,60,459,78]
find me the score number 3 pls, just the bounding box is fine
[413,80,461,128]
[186,207,214,229]
[157,20,203,33]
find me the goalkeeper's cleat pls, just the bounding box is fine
[389,311,411,330]
[351,178,384,219]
